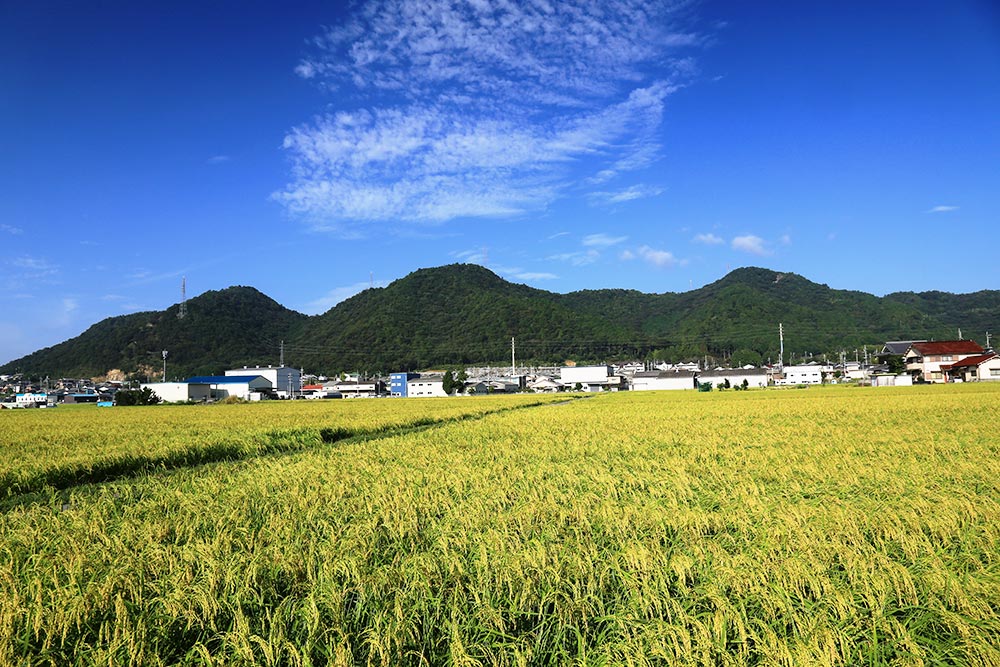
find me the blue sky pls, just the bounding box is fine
[2,0,999,364]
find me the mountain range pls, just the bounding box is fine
[2,264,996,379]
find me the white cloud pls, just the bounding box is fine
[548,250,600,266]
[927,205,958,213]
[589,184,663,205]
[304,281,388,315]
[731,235,770,256]
[779,234,792,245]
[547,231,571,240]
[693,232,723,245]
[514,272,558,281]
[1,224,23,235]
[277,1,700,233]
[207,155,231,164]
[619,249,635,260]
[9,256,58,278]
[636,245,678,267]
[582,233,628,248]
[451,249,488,264]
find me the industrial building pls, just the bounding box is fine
[225,365,301,396]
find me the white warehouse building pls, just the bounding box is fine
[225,365,301,395]
[777,363,824,385]
[140,382,211,403]
[560,365,625,392]
[186,375,273,400]
[630,370,697,391]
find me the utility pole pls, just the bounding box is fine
[779,323,784,371]
[511,337,516,378]
[162,350,168,381]
[958,328,963,340]
[987,332,993,350]
[279,340,284,367]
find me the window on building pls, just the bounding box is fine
[991,369,1000,377]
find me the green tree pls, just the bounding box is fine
[115,387,160,406]
[885,355,906,374]
[730,348,763,367]
[442,370,456,395]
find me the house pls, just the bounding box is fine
[882,340,926,356]
[63,393,102,404]
[184,375,272,400]
[614,361,646,377]
[630,370,697,391]
[904,340,985,383]
[777,363,824,385]
[941,353,1000,383]
[407,374,448,397]
[528,376,563,393]
[560,365,626,392]
[330,379,384,398]
[140,382,212,403]
[699,368,769,389]
[14,392,49,408]
[389,372,419,397]
[464,381,490,395]
[838,361,865,381]
[225,365,300,396]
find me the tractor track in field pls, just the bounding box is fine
[1,395,592,513]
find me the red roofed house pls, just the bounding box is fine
[904,340,985,383]
[941,352,1000,383]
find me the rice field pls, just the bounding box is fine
[1,384,998,665]
[0,395,564,498]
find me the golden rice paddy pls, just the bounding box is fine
[1,384,998,665]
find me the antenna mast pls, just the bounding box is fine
[178,276,187,319]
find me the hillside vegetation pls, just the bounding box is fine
[1,265,995,377]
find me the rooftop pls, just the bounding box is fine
[909,340,984,356]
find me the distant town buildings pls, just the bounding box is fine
[3,337,996,408]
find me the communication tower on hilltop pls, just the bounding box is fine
[178,276,187,319]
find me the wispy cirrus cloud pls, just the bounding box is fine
[513,271,558,281]
[305,280,388,315]
[1,224,23,235]
[927,205,959,213]
[589,184,663,205]
[207,155,231,164]
[451,249,488,264]
[276,1,700,234]
[548,250,600,266]
[9,256,58,278]
[732,234,770,256]
[582,233,628,248]
[693,232,724,245]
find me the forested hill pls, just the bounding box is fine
[1,265,995,378]
[1,287,309,379]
